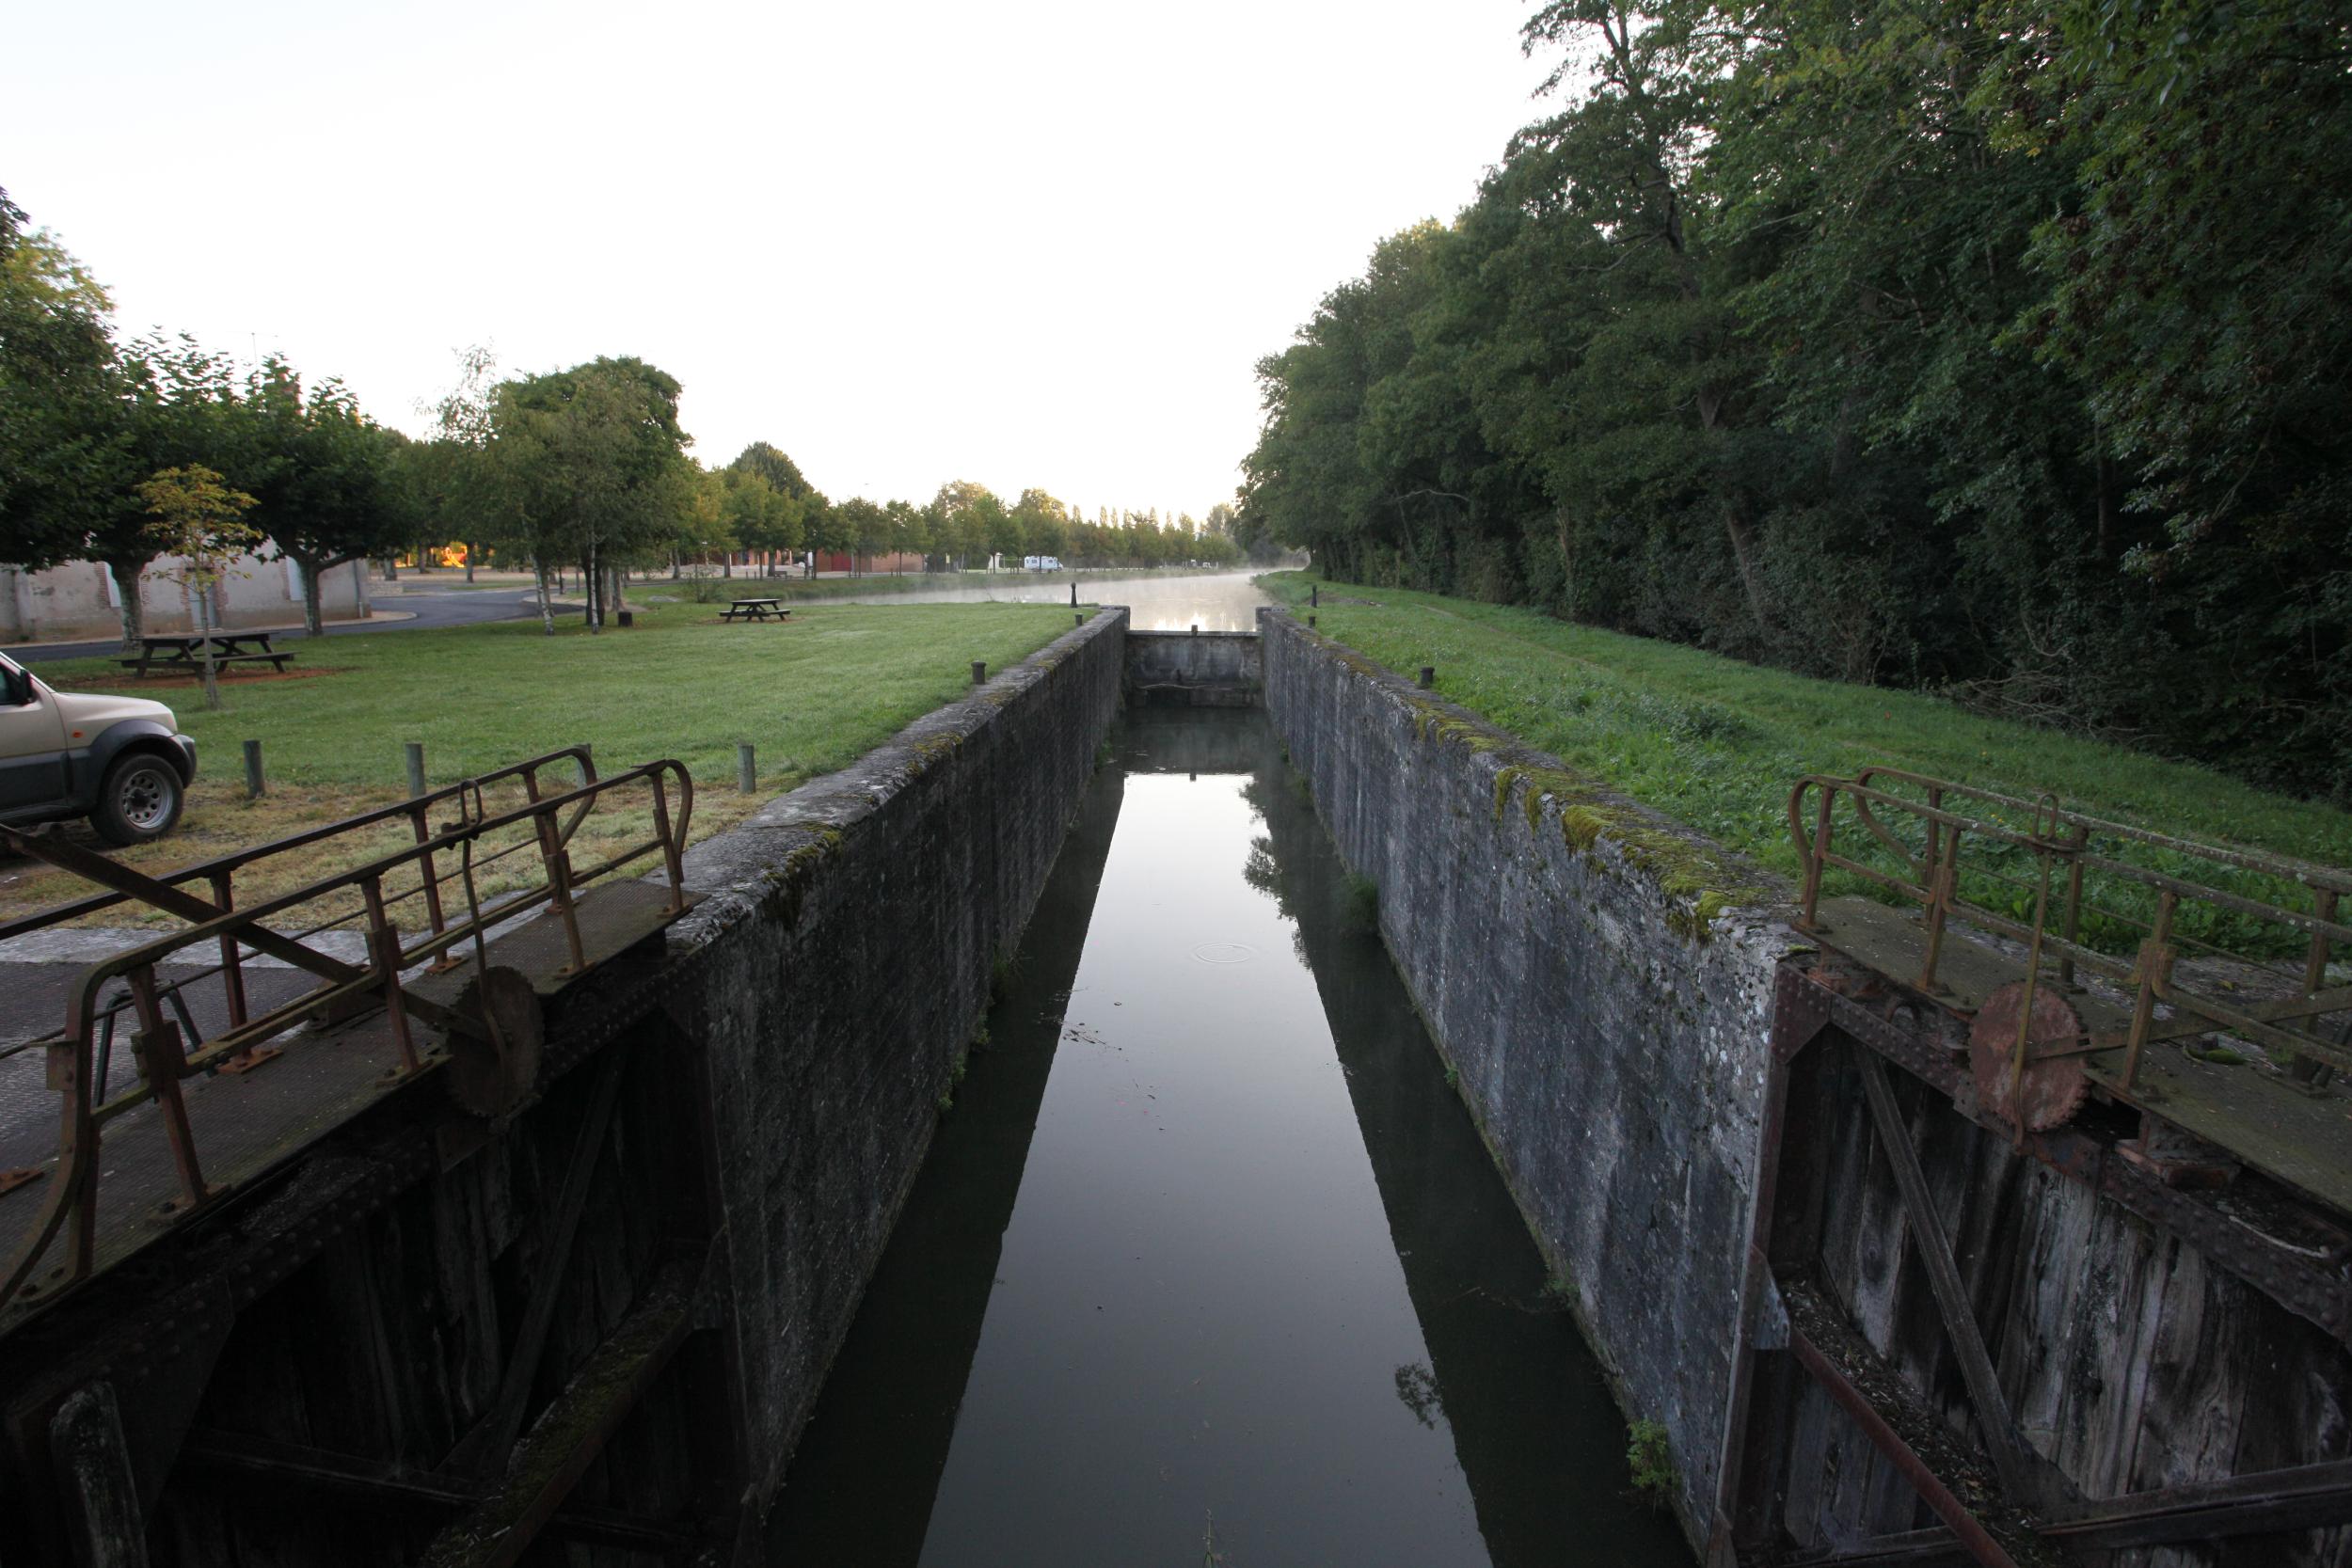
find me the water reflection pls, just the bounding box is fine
[767,709,1690,1568]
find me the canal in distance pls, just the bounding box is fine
[768,706,1691,1567]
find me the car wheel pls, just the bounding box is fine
[92,752,184,846]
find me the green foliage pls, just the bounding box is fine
[0,192,137,577]
[1342,872,1379,935]
[1239,2,2352,800]
[1626,1418,1676,1510]
[136,464,262,710]
[488,356,694,588]
[1266,572,2352,952]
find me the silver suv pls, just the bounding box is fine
[0,652,198,845]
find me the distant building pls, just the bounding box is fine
[0,549,371,643]
[810,550,929,576]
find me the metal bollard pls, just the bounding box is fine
[738,742,756,794]
[1308,614,1317,630]
[1075,612,1084,627]
[971,661,987,684]
[404,741,426,799]
[1419,666,1436,689]
[1311,584,1318,608]
[243,739,264,800]
[1070,582,1078,607]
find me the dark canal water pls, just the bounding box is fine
[767,708,1691,1568]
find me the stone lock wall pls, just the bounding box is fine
[660,608,1127,1510]
[1257,605,1794,1546]
[1121,627,1262,706]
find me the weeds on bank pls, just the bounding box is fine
[1627,1418,1677,1511]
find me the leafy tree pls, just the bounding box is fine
[137,465,260,710]
[722,467,799,575]
[239,360,402,635]
[489,356,693,632]
[727,442,815,574]
[834,497,886,574]
[1011,487,1071,560]
[801,489,844,572]
[0,194,139,581]
[929,480,999,571]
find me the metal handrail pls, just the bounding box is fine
[1788,771,2352,1108]
[0,756,691,1318]
[0,745,600,944]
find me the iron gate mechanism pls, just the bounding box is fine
[0,747,696,1327]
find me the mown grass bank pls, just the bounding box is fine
[1260,572,2352,954]
[7,599,1081,924]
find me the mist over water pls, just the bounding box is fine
[819,570,1271,631]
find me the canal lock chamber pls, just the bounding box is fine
[766,706,1692,1568]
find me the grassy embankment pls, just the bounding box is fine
[1258,572,2352,954]
[5,598,1082,926]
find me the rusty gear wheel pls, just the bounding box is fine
[1970,981,2090,1132]
[444,965,545,1118]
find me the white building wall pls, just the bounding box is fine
[0,549,369,644]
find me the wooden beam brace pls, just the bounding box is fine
[439,1042,633,1478]
[420,1252,702,1568]
[1788,1326,2021,1568]
[180,1430,700,1557]
[49,1383,150,1568]
[2040,1456,2352,1550]
[1852,1047,2052,1510]
[1773,1526,1972,1566]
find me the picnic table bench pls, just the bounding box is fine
[119,632,295,677]
[720,598,792,623]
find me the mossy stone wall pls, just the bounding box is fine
[1258,604,1796,1546]
[662,608,1128,1513]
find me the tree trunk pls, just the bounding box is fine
[104,560,148,654]
[297,555,326,638]
[464,546,477,583]
[584,546,600,633]
[722,553,731,578]
[535,558,555,636]
[2096,455,2119,561]
[195,582,221,712]
[1723,501,1774,640]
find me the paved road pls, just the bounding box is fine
[5,585,578,665]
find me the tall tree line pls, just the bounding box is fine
[1239,1,2350,800]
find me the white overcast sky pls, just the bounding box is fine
[6,0,1555,521]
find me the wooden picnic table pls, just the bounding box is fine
[720,598,792,624]
[119,632,295,677]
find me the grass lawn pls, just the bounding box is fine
[4,597,1083,926]
[1259,572,2352,955]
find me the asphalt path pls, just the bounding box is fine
[5,584,579,665]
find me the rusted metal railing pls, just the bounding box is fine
[1788,767,2352,1096]
[0,749,692,1316]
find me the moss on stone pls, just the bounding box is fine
[1493,766,1525,824]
